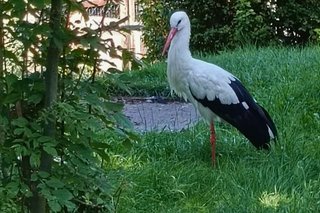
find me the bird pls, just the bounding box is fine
[162,11,277,165]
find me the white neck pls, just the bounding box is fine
[166,24,193,99]
[168,26,192,61]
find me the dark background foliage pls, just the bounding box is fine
[139,0,320,60]
[272,0,320,44]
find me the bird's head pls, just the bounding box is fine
[162,11,190,56]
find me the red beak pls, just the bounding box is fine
[162,27,178,56]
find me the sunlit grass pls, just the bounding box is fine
[259,190,290,209]
[108,46,320,212]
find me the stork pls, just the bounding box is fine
[162,11,277,165]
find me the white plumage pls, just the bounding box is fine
[166,12,240,118]
[162,11,277,164]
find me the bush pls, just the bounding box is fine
[0,1,138,211]
[139,0,320,60]
[138,0,169,61]
[272,0,320,45]
[139,0,236,59]
[233,0,274,46]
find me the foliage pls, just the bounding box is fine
[0,0,137,212]
[271,0,320,45]
[138,0,169,61]
[138,0,235,60]
[107,46,320,212]
[233,0,274,46]
[180,0,235,53]
[138,0,320,60]
[103,62,169,97]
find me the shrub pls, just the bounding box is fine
[139,0,235,59]
[233,0,275,46]
[138,0,169,61]
[139,0,320,60]
[271,0,320,45]
[0,1,138,212]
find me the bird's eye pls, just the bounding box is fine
[177,20,182,26]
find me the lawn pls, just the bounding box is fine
[107,46,320,212]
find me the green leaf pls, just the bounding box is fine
[46,177,64,189]
[38,183,52,198]
[3,92,21,104]
[53,188,74,202]
[122,138,133,150]
[72,1,89,20]
[13,126,32,137]
[91,142,111,149]
[20,182,32,197]
[30,121,41,131]
[13,128,25,135]
[13,144,28,156]
[31,173,38,181]
[48,200,61,212]
[83,93,103,106]
[0,115,9,126]
[28,94,43,104]
[5,74,18,88]
[29,0,48,8]
[6,181,20,197]
[113,112,134,129]
[12,117,28,127]
[38,171,50,178]
[95,149,110,162]
[111,74,132,95]
[33,81,45,92]
[96,197,104,204]
[4,50,20,66]
[30,152,40,167]
[43,146,58,156]
[64,200,77,211]
[38,136,54,143]
[104,101,123,112]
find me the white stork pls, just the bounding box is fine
[162,11,277,165]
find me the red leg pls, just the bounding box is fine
[210,122,216,166]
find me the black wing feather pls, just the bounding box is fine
[190,78,277,149]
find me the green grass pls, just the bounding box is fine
[109,46,320,212]
[103,62,169,97]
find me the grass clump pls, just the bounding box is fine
[109,46,320,212]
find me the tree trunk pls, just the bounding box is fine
[0,2,7,187]
[29,0,62,212]
[0,2,4,77]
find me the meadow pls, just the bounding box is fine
[107,46,320,212]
